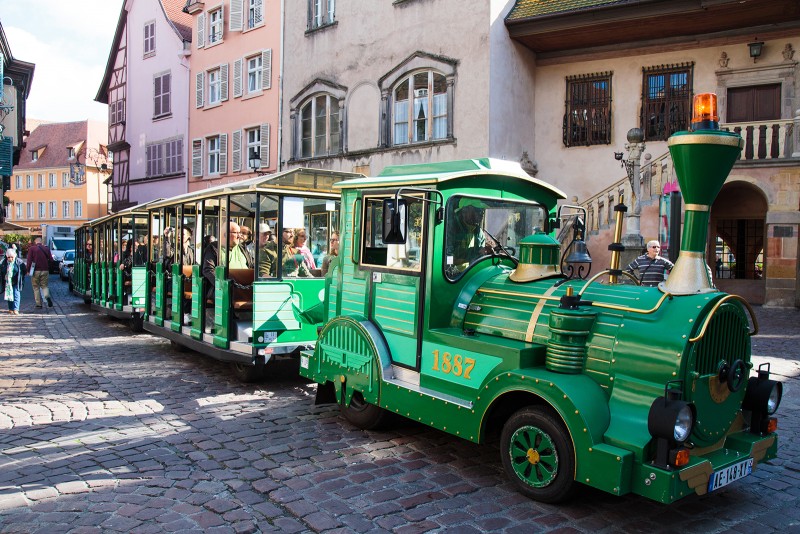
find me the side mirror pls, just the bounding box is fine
[382,198,407,244]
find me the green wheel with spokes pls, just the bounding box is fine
[501,407,576,503]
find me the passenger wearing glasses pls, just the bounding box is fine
[625,240,674,287]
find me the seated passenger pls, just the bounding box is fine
[446,198,494,274]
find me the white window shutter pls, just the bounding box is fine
[220,63,229,101]
[261,49,272,90]
[230,0,243,31]
[195,71,204,108]
[233,58,242,98]
[192,139,203,177]
[197,13,205,48]
[220,3,225,39]
[219,133,228,174]
[260,123,270,169]
[232,130,242,172]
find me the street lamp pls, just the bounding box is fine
[248,149,269,176]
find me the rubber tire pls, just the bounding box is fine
[340,391,389,430]
[500,406,576,504]
[231,362,265,383]
[130,315,144,333]
[170,340,189,353]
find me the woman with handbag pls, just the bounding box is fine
[1,247,27,315]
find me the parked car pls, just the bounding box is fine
[59,250,75,281]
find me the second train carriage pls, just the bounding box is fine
[75,168,362,381]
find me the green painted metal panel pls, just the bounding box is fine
[131,267,147,307]
[252,282,299,330]
[190,265,203,339]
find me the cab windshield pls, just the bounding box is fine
[444,195,547,281]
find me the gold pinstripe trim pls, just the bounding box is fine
[525,285,559,342]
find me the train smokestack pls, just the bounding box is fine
[661,93,743,295]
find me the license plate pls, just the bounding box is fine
[263,331,277,343]
[708,458,753,492]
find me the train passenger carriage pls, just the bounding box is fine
[140,168,361,381]
[300,95,782,504]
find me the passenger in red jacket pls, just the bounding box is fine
[26,237,54,308]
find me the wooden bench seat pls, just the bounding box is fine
[229,268,254,311]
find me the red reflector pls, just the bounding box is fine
[766,418,778,433]
[673,449,690,467]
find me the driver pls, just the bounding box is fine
[446,197,495,274]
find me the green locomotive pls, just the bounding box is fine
[300,94,782,503]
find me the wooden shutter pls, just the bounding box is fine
[154,76,162,116]
[197,13,205,48]
[260,123,270,169]
[221,63,229,101]
[262,49,272,91]
[219,133,228,174]
[232,130,242,172]
[163,73,171,115]
[233,58,243,98]
[192,139,203,177]
[230,0,243,31]
[195,71,204,108]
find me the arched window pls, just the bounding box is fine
[392,70,447,145]
[299,94,341,158]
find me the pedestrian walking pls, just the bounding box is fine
[26,236,54,308]
[0,247,27,314]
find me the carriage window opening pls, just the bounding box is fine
[444,196,547,281]
[361,195,424,272]
[256,195,280,278]
[279,196,338,278]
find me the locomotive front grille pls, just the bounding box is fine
[691,303,750,376]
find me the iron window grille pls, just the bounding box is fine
[641,63,694,141]
[563,72,612,147]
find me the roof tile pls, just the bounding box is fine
[506,0,631,20]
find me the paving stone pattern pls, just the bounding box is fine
[0,277,798,533]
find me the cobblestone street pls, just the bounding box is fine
[0,276,798,533]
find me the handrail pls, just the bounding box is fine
[688,294,758,343]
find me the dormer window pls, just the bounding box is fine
[67,147,76,160]
[31,150,39,162]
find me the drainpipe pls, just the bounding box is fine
[277,0,285,171]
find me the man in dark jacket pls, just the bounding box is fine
[26,237,54,308]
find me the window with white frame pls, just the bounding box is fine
[208,68,221,104]
[26,175,33,188]
[62,172,69,187]
[208,136,221,174]
[49,173,56,188]
[15,175,21,190]
[67,147,75,159]
[38,202,45,218]
[154,72,171,117]
[144,20,156,57]
[31,150,38,162]
[26,202,33,218]
[208,8,223,44]
[16,204,22,220]
[49,201,57,218]
[393,70,448,145]
[299,94,340,158]
[62,201,70,219]
[247,55,262,94]
[248,0,263,29]
[38,174,44,189]
[74,200,83,218]
[308,0,335,30]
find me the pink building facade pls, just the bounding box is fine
[183,0,280,191]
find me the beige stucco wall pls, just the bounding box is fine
[533,38,799,203]
[281,0,530,176]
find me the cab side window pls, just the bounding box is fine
[362,196,424,272]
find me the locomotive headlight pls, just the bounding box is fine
[673,404,694,442]
[743,364,782,434]
[648,386,696,469]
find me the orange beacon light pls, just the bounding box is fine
[690,92,719,131]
